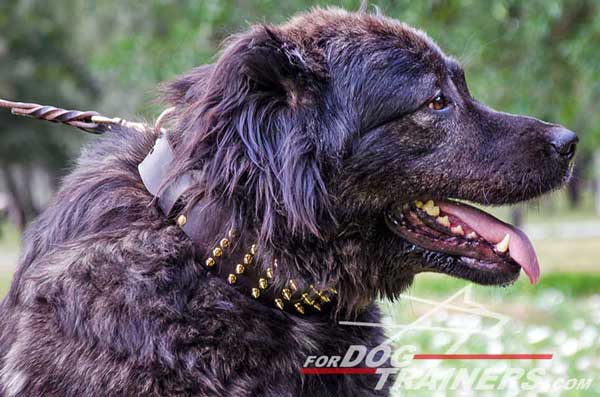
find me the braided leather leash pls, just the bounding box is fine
[0,98,148,134]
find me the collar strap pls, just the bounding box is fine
[138,134,193,217]
[138,133,337,315]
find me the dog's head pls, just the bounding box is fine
[164,8,577,310]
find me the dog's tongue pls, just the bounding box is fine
[438,201,540,284]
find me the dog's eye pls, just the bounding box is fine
[428,94,449,111]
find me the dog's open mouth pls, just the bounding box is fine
[386,199,540,285]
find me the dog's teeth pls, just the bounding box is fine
[402,203,409,210]
[466,231,478,240]
[415,200,424,208]
[422,200,440,216]
[495,233,510,253]
[436,216,450,227]
[450,225,464,236]
[425,206,440,216]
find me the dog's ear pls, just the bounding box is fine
[247,27,330,238]
[242,27,326,106]
[196,26,332,239]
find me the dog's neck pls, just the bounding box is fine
[138,132,337,315]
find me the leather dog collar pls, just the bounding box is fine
[138,129,337,315]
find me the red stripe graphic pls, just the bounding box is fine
[301,354,554,375]
[301,368,377,375]
[413,354,553,360]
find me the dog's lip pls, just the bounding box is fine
[385,199,540,284]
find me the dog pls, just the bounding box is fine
[0,7,577,396]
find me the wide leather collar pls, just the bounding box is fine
[138,133,336,316]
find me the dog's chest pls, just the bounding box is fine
[167,291,389,396]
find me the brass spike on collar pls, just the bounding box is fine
[135,123,337,314]
[180,222,337,314]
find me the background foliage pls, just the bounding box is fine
[1,0,599,227]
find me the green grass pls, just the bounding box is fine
[384,270,600,395]
[405,272,600,298]
[0,222,18,297]
[534,237,600,273]
[0,222,20,251]
[382,274,600,396]
[383,292,600,396]
[0,273,10,297]
[480,189,600,226]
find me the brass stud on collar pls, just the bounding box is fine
[258,278,268,290]
[318,293,331,303]
[282,288,292,301]
[176,214,187,227]
[310,285,331,303]
[206,257,216,268]
[201,236,337,314]
[275,298,285,310]
[294,302,305,314]
[302,292,314,305]
[235,264,245,274]
[228,228,237,238]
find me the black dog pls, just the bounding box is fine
[0,8,576,396]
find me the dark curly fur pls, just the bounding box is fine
[0,8,576,396]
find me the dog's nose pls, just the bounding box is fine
[548,127,578,160]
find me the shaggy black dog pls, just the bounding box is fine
[0,8,577,397]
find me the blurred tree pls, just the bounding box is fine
[0,0,99,229]
[89,0,600,217]
[83,0,600,143]
[2,0,599,227]
[382,0,600,210]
